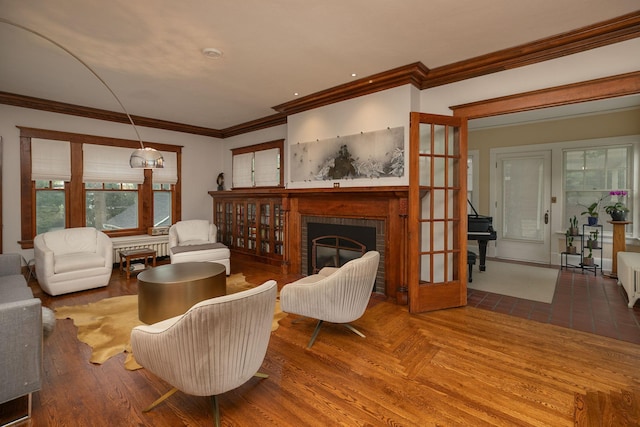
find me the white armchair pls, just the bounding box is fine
[280,251,380,348]
[168,220,230,275]
[131,280,277,426]
[34,227,113,296]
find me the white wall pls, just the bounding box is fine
[0,104,223,258]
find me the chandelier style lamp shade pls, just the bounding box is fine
[1,18,164,169]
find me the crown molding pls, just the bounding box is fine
[221,112,288,138]
[272,62,430,116]
[451,71,640,119]
[1,11,638,138]
[423,10,640,89]
[0,91,224,138]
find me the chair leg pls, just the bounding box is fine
[143,387,178,413]
[343,323,365,338]
[307,320,324,348]
[211,395,220,427]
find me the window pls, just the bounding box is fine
[85,182,139,230]
[31,138,71,234]
[564,145,633,233]
[35,180,66,234]
[231,139,283,189]
[153,183,172,226]
[151,151,177,227]
[19,127,182,247]
[82,144,145,232]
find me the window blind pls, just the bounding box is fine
[31,138,71,181]
[83,144,145,184]
[254,148,280,186]
[152,151,178,184]
[233,152,254,188]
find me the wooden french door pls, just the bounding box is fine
[408,113,468,313]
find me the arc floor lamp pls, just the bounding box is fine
[0,17,164,168]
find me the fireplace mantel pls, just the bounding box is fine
[210,186,409,301]
[210,186,408,198]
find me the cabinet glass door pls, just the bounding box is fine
[260,203,271,255]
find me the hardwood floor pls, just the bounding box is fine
[11,259,640,426]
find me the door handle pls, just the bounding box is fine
[544,210,549,224]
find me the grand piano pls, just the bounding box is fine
[468,200,497,271]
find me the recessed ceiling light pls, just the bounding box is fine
[351,73,357,77]
[294,92,299,96]
[202,47,223,59]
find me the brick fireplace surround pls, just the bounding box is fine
[301,215,385,293]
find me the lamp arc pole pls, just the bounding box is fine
[0,17,163,168]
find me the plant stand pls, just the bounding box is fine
[608,220,631,278]
[561,233,582,271]
[580,224,602,276]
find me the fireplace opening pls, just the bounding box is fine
[307,223,376,276]
[312,236,366,273]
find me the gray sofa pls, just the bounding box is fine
[0,253,42,421]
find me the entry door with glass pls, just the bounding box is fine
[494,150,551,264]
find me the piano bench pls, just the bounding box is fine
[467,251,477,283]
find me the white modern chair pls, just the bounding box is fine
[34,227,113,295]
[131,280,277,426]
[168,219,230,275]
[280,251,380,348]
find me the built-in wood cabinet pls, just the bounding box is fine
[210,186,410,300]
[213,193,284,266]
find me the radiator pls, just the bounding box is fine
[111,235,170,260]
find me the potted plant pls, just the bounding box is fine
[604,190,629,221]
[589,229,599,249]
[580,197,604,226]
[565,230,576,254]
[582,245,594,266]
[568,215,579,236]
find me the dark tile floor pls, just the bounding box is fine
[467,266,640,345]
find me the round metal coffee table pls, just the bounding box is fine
[137,262,226,324]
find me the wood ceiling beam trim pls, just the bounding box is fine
[451,71,640,119]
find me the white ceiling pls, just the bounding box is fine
[1,0,639,131]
